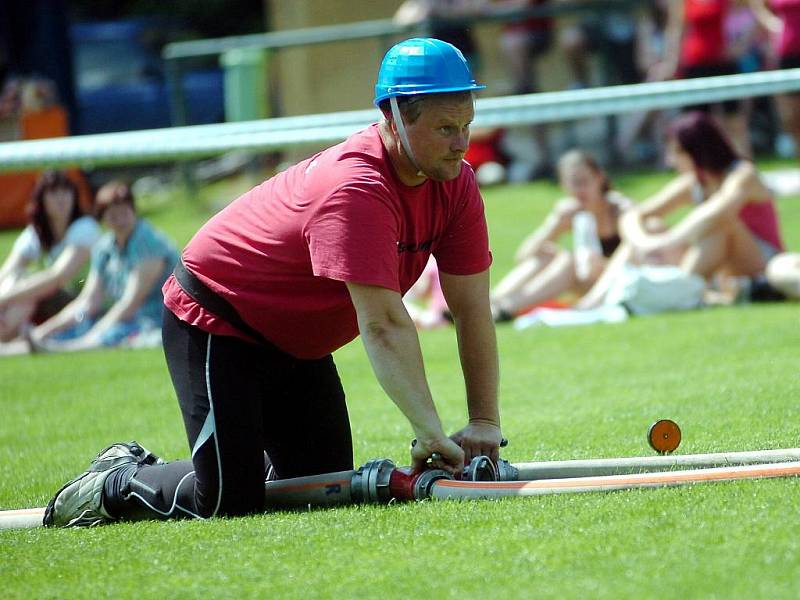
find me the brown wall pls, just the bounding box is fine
[268,1,402,116]
[265,1,577,117]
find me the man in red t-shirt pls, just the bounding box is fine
[44,38,503,527]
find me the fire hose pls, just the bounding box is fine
[3,448,800,529]
[260,448,800,510]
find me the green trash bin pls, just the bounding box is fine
[220,48,269,122]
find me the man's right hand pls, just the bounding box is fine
[410,435,464,477]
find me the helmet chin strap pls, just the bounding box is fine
[390,96,425,178]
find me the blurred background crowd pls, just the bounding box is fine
[0,0,798,352]
[2,1,799,184]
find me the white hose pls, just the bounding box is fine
[511,448,800,480]
[430,461,800,500]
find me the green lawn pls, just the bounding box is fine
[0,163,798,599]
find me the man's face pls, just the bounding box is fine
[404,95,474,182]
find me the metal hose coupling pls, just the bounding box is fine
[462,456,519,481]
[350,459,455,503]
[350,459,396,504]
[496,459,519,481]
[348,456,519,504]
[463,456,497,481]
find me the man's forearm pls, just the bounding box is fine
[453,310,500,425]
[359,315,446,442]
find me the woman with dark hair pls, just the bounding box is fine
[617,111,784,283]
[490,149,633,321]
[0,170,101,341]
[23,180,179,352]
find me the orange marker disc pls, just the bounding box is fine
[648,419,682,454]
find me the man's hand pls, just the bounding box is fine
[450,420,503,464]
[410,435,465,477]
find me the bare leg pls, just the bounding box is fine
[559,26,590,87]
[776,94,800,160]
[720,111,752,159]
[500,29,534,95]
[494,249,578,314]
[574,244,634,310]
[615,110,654,157]
[499,30,551,173]
[0,302,36,343]
[681,217,766,279]
[492,246,556,301]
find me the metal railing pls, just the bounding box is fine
[2,69,798,172]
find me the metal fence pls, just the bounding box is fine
[1,68,798,172]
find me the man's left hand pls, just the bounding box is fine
[450,420,502,465]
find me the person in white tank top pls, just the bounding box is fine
[0,170,100,342]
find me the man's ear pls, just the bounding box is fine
[383,115,400,139]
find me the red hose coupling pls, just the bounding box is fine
[389,467,453,501]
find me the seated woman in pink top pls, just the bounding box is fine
[750,0,800,158]
[617,111,784,284]
[577,111,784,310]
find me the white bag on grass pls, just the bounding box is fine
[513,305,629,329]
[604,265,705,315]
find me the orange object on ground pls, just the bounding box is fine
[0,106,92,229]
[648,419,682,454]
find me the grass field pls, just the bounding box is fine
[0,162,798,599]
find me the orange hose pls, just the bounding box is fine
[431,461,800,499]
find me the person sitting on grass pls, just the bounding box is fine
[0,170,100,342]
[490,150,633,321]
[701,250,800,305]
[21,181,179,353]
[576,111,786,310]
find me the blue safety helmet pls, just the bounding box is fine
[373,38,486,107]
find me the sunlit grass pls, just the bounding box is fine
[0,164,798,599]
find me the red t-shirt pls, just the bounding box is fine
[163,124,492,359]
[681,0,730,68]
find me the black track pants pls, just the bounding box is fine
[107,310,354,521]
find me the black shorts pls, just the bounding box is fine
[682,63,741,114]
[32,288,75,324]
[579,16,639,84]
[779,54,800,70]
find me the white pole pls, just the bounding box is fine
[0,507,45,530]
[511,448,800,480]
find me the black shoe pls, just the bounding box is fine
[43,442,162,528]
